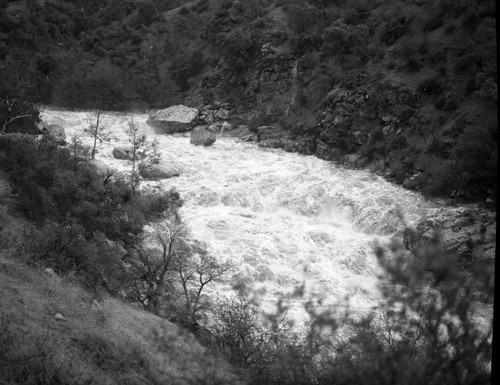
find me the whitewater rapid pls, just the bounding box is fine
[39,108,474,324]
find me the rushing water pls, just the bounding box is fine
[40,108,490,326]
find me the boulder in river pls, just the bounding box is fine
[190,126,216,147]
[112,146,134,160]
[140,163,180,180]
[43,124,66,144]
[146,105,198,133]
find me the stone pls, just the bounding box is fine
[54,313,66,321]
[202,111,214,124]
[146,105,199,133]
[344,153,361,166]
[112,146,133,160]
[221,121,232,131]
[190,126,216,147]
[44,268,60,281]
[214,108,229,121]
[206,123,222,134]
[44,124,66,144]
[140,163,180,180]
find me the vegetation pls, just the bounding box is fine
[0,0,495,383]
[0,0,496,201]
[125,119,160,196]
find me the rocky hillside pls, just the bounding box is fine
[0,0,497,203]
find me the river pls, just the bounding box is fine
[40,108,494,328]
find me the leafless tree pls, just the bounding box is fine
[174,242,231,324]
[84,110,110,160]
[132,214,187,314]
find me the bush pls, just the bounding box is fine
[286,4,321,36]
[136,1,158,25]
[204,228,493,384]
[322,20,369,62]
[248,109,278,133]
[215,29,254,74]
[418,77,444,95]
[461,10,479,32]
[52,61,127,110]
[19,221,128,294]
[0,134,180,241]
[220,0,233,10]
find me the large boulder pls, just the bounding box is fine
[140,163,180,180]
[112,146,133,160]
[190,126,216,147]
[147,105,199,133]
[44,124,66,144]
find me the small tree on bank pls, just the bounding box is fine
[125,119,160,196]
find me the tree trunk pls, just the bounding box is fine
[91,110,101,160]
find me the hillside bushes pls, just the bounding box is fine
[204,230,493,385]
[0,133,181,292]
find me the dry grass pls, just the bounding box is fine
[0,254,245,385]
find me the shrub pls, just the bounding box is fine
[136,1,158,25]
[0,134,179,241]
[418,77,444,95]
[322,20,369,61]
[286,4,321,36]
[220,0,233,10]
[461,10,479,32]
[380,15,410,45]
[215,29,254,74]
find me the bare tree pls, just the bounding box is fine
[174,242,231,324]
[0,75,38,135]
[132,214,187,314]
[84,111,110,160]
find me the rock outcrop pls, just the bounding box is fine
[403,206,496,271]
[146,105,198,134]
[140,163,180,180]
[43,124,66,144]
[198,102,230,125]
[190,126,216,147]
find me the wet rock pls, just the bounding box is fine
[147,105,199,133]
[206,123,222,134]
[214,108,229,121]
[403,173,423,190]
[140,163,180,179]
[190,126,216,146]
[344,153,361,167]
[44,124,66,144]
[112,146,133,160]
[283,140,298,152]
[199,103,231,125]
[220,121,232,133]
[241,134,258,142]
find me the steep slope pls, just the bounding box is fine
[0,253,244,385]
